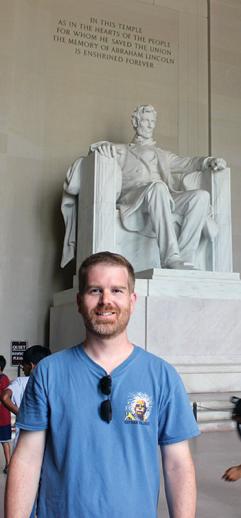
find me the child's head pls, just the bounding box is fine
[22,345,51,376]
[0,355,6,373]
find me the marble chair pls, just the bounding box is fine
[66,151,232,274]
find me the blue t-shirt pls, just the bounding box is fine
[17,345,199,517]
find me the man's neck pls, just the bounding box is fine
[132,135,156,146]
[83,333,134,373]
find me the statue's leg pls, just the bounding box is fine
[173,189,210,263]
[145,183,181,266]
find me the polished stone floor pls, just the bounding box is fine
[1,431,241,517]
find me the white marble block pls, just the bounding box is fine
[50,269,241,395]
[76,152,118,267]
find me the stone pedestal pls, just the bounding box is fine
[50,269,241,395]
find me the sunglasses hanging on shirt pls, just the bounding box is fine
[99,375,112,423]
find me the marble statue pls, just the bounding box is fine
[61,104,227,269]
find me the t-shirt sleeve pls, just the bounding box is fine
[158,366,200,446]
[0,374,10,392]
[16,365,49,431]
[8,377,28,407]
[8,378,19,406]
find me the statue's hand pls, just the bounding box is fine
[98,143,117,158]
[90,141,117,159]
[208,157,227,172]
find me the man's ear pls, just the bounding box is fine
[76,293,82,313]
[130,292,137,314]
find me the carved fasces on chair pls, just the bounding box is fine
[211,168,232,272]
[61,152,121,269]
[179,167,232,271]
[76,152,121,271]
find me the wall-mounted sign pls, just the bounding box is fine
[11,341,28,366]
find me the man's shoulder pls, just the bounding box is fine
[135,346,176,373]
[155,146,171,158]
[0,373,8,380]
[0,373,9,386]
[133,347,182,393]
[9,376,28,388]
[35,345,82,370]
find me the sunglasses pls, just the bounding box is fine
[99,375,112,423]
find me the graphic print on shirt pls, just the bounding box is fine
[124,392,152,425]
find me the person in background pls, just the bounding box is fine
[222,405,241,483]
[222,464,241,482]
[1,345,51,447]
[0,355,11,474]
[2,346,51,518]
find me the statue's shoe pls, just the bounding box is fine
[165,259,198,270]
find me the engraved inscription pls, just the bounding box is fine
[53,17,176,68]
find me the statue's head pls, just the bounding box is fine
[131,105,157,139]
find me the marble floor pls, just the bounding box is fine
[1,431,241,517]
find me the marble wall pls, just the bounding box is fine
[1,0,241,375]
[210,0,241,271]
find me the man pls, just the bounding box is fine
[5,251,199,517]
[61,105,226,269]
[1,345,51,447]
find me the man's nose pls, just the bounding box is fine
[99,289,111,305]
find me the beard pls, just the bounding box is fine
[81,303,131,338]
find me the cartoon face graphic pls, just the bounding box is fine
[124,392,152,424]
[134,400,147,420]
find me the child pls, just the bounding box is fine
[0,355,11,473]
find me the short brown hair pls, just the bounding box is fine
[78,251,135,294]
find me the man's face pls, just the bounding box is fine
[135,111,156,140]
[77,264,136,339]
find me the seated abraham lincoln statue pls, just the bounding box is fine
[61,104,227,270]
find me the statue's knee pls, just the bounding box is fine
[151,183,167,198]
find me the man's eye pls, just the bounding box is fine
[112,288,123,293]
[89,288,101,294]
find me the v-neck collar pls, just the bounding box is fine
[75,344,142,377]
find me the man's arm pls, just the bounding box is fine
[167,150,227,176]
[161,440,196,518]
[5,429,46,518]
[1,388,19,415]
